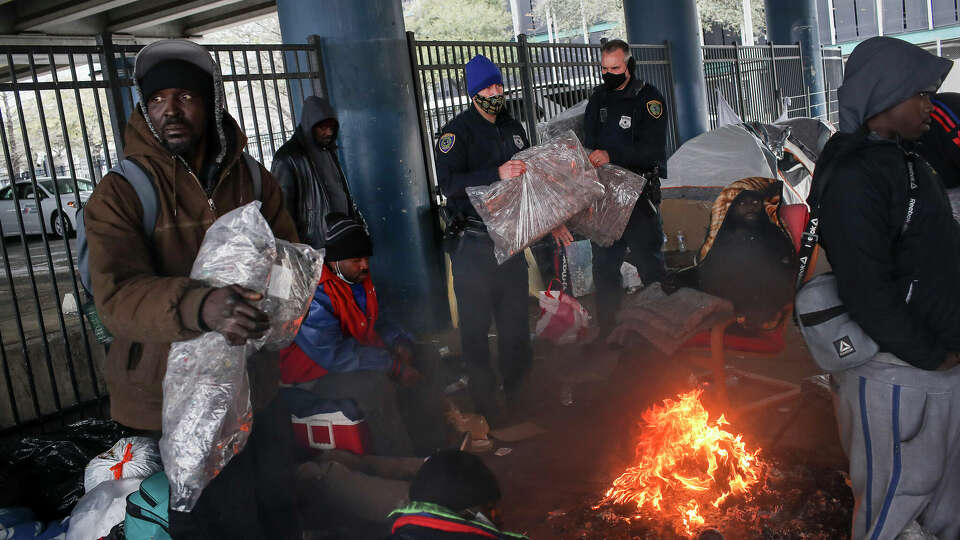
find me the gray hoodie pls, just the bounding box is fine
[299,96,349,216]
[837,36,952,133]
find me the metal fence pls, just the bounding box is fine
[407,33,679,200]
[701,43,828,129]
[0,38,323,434]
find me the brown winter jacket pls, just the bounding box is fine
[82,109,297,430]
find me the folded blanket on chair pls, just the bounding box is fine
[608,284,734,355]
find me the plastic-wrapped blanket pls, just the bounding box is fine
[536,100,588,143]
[83,437,162,492]
[568,164,645,247]
[161,202,323,512]
[467,131,604,264]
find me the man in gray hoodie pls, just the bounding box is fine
[816,36,960,539]
[272,96,364,249]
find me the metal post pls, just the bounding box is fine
[769,42,780,118]
[306,35,329,99]
[662,40,680,152]
[798,41,811,117]
[405,31,440,208]
[97,33,129,159]
[732,42,747,119]
[517,34,540,145]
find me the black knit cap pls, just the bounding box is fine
[409,450,501,512]
[139,59,213,102]
[325,212,372,262]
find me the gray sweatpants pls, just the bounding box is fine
[832,354,960,540]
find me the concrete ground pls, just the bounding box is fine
[305,290,849,539]
[481,296,846,539]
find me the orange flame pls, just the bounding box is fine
[599,389,763,537]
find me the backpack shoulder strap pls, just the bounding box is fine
[242,152,262,201]
[109,159,158,238]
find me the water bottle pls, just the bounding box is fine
[676,230,686,252]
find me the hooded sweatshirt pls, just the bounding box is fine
[815,37,960,369]
[82,45,298,430]
[271,96,359,249]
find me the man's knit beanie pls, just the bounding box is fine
[465,55,503,97]
[138,59,213,102]
[324,212,372,262]
[409,450,501,512]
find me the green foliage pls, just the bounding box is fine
[404,0,513,41]
[697,0,766,36]
[532,0,625,41]
[531,0,766,42]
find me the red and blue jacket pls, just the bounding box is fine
[385,502,527,540]
[279,279,412,384]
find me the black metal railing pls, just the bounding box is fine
[0,39,325,434]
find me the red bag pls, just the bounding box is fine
[535,279,592,344]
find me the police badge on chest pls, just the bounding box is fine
[619,115,631,129]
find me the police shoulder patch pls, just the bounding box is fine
[438,133,456,153]
[646,99,663,119]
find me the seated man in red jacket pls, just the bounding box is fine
[280,213,420,456]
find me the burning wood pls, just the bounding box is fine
[597,390,764,537]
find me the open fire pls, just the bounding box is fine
[597,389,764,537]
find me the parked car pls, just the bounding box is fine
[0,177,94,238]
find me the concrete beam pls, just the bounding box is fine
[184,1,276,36]
[15,0,139,32]
[108,0,248,33]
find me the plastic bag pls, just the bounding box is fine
[535,280,592,344]
[83,436,162,493]
[565,240,594,297]
[568,164,646,247]
[0,419,128,520]
[161,202,322,512]
[536,99,589,143]
[66,478,141,540]
[467,131,604,264]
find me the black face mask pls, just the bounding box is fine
[602,71,627,91]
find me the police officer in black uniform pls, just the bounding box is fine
[434,55,532,426]
[583,39,668,335]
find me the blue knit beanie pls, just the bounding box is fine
[465,55,503,97]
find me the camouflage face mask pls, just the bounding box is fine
[474,93,505,115]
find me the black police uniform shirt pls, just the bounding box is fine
[583,77,668,194]
[434,105,530,219]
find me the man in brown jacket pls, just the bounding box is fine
[82,39,301,539]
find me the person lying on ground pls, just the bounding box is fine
[384,449,527,539]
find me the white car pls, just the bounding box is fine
[0,177,94,238]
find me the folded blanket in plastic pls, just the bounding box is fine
[568,164,645,247]
[161,202,323,512]
[467,131,604,264]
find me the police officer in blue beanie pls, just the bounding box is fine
[433,55,532,427]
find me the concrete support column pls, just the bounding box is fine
[276,0,448,333]
[623,0,710,144]
[765,0,827,118]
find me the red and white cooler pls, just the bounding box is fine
[281,388,372,455]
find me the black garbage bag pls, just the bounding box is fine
[0,418,129,520]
